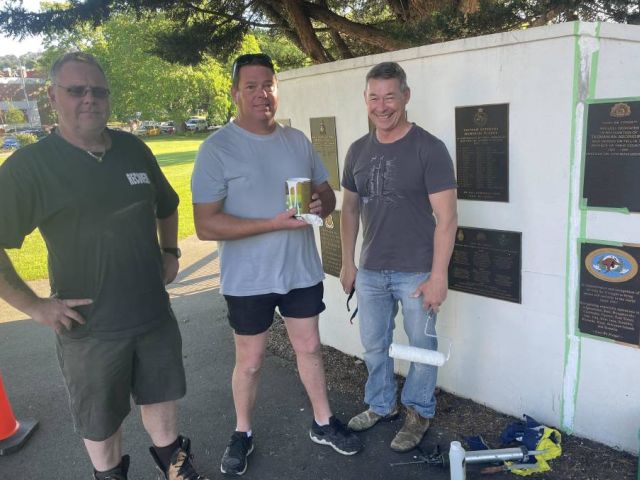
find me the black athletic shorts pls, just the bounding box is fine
[224,282,326,335]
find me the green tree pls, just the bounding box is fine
[1,1,638,65]
[5,105,26,126]
[38,12,233,125]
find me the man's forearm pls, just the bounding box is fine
[430,213,457,277]
[0,249,39,314]
[195,210,281,241]
[158,210,179,248]
[340,208,359,268]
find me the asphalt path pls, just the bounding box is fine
[0,236,488,479]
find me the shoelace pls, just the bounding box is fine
[228,435,250,457]
[330,418,350,436]
[175,451,205,480]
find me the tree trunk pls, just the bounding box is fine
[318,0,353,59]
[280,0,330,63]
[303,1,411,51]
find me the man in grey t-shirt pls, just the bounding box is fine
[192,53,362,476]
[340,62,458,453]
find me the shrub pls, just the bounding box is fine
[16,133,37,146]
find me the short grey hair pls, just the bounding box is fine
[365,62,409,92]
[49,52,106,83]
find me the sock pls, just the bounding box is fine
[94,459,125,479]
[152,438,180,470]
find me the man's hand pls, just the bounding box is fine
[272,208,310,230]
[309,193,322,216]
[410,273,448,312]
[340,264,358,294]
[26,297,92,334]
[162,253,179,284]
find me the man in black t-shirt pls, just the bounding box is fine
[340,62,458,453]
[0,52,208,480]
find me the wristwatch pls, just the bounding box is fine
[162,247,182,259]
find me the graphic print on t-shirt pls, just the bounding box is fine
[126,172,151,185]
[364,154,400,205]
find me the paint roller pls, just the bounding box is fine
[388,309,451,367]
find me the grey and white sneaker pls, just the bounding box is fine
[310,416,363,455]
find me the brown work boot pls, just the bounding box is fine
[150,436,209,480]
[347,407,400,432]
[390,408,431,452]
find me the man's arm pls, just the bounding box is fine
[158,209,179,284]
[412,188,458,312]
[339,188,360,294]
[0,249,91,333]
[193,199,309,241]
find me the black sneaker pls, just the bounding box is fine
[94,455,130,480]
[149,435,209,480]
[220,431,254,476]
[309,416,363,455]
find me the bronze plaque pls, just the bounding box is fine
[310,117,340,190]
[455,104,509,202]
[319,211,342,277]
[448,226,521,303]
[578,242,640,346]
[583,100,640,212]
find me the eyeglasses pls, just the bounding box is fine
[231,53,274,83]
[55,84,111,99]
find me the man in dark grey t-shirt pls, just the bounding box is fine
[340,62,458,453]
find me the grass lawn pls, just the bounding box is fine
[0,133,207,281]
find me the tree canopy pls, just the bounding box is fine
[1,1,638,65]
[36,12,235,124]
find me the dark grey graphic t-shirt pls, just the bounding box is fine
[342,125,457,272]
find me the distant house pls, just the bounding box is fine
[0,67,51,129]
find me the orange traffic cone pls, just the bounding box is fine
[0,372,38,455]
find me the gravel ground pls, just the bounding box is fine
[267,316,638,480]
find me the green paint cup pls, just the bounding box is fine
[286,178,311,216]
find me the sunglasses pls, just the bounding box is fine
[55,84,111,99]
[231,53,274,83]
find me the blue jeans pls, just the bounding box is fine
[355,269,438,418]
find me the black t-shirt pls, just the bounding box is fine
[342,125,457,272]
[0,130,179,339]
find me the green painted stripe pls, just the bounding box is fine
[560,21,584,431]
[587,96,640,104]
[561,21,602,432]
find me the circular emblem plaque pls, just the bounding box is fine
[585,248,638,283]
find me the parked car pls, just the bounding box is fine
[135,121,161,137]
[185,117,208,132]
[160,121,176,134]
[2,136,19,149]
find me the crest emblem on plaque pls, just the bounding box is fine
[457,229,465,242]
[585,248,638,282]
[473,108,488,127]
[609,103,631,118]
[324,214,335,229]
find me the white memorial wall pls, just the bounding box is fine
[276,21,640,453]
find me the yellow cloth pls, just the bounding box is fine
[508,427,562,476]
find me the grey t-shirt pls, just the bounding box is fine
[342,124,457,272]
[191,122,328,296]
